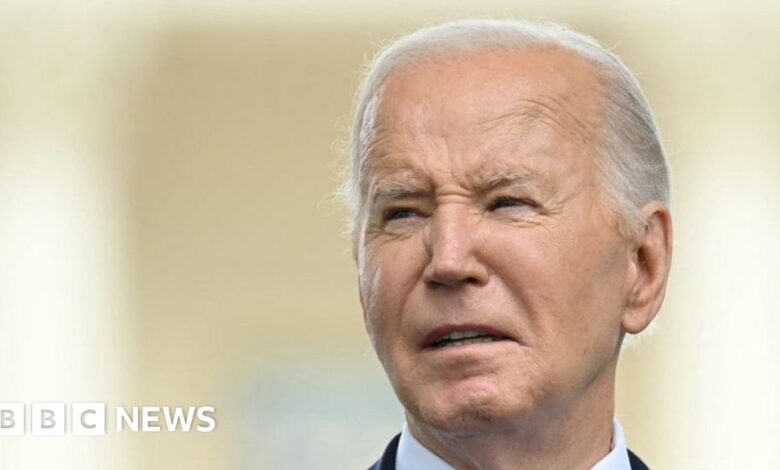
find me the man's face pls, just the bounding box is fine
[356,48,635,434]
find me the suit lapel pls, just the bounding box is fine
[368,433,401,470]
[628,448,650,470]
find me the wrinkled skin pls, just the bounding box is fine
[356,48,672,469]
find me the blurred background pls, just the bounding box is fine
[0,0,778,468]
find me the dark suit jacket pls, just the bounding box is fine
[368,434,650,470]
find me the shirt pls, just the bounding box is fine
[396,418,631,470]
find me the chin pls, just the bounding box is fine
[405,379,533,436]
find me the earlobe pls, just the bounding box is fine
[621,202,673,335]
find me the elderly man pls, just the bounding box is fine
[345,18,672,470]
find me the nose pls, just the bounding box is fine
[422,207,489,288]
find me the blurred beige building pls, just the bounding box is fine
[0,1,778,468]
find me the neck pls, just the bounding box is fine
[407,375,616,470]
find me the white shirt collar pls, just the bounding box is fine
[593,419,631,470]
[396,422,453,470]
[397,419,631,470]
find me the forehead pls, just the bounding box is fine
[359,47,604,189]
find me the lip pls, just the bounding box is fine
[421,323,516,350]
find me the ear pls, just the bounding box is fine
[622,202,673,334]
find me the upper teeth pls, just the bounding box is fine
[440,330,486,341]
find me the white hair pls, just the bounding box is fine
[342,18,670,240]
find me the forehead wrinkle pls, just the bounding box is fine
[360,81,442,161]
[358,124,393,175]
[366,132,555,197]
[475,94,596,144]
[359,100,445,170]
[464,168,551,198]
[361,130,454,202]
[363,151,434,202]
[358,125,417,196]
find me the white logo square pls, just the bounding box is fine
[0,402,24,435]
[31,402,65,436]
[72,402,106,436]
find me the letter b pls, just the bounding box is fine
[0,403,24,435]
[32,403,65,436]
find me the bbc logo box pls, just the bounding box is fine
[0,403,24,436]
[0,402,106,436]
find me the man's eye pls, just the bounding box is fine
[489,197,535,211]
[384,208,418,221]
[490,197,530,210]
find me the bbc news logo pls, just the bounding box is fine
[0,403,216,436]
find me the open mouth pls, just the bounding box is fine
[425,328,510,349]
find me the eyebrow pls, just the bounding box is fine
[368,171,542,206]
[484,171,540,190]
[369,181,428,205]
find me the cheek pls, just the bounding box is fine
[358,242,422,354]
[533,234,628,366]
[358,261,387,353]
[483,228,568,320]
[484,223,625,346]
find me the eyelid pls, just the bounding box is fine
[382,206,421,222]
[488,196,538,210]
